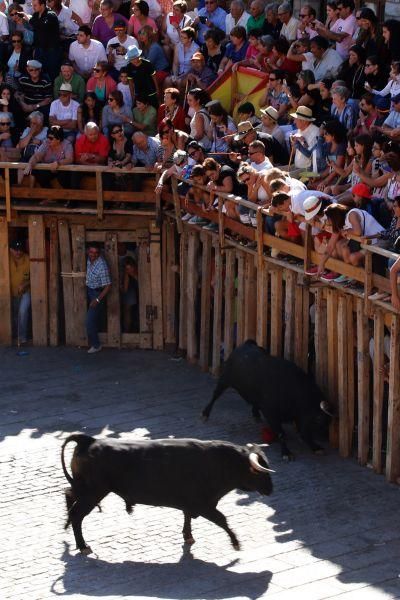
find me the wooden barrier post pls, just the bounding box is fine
[326,288,338,446]
[224,248,236,360]
[149,221,163,351]
[386,314,400,482]
[186,229,199,363]
[70,224,87,347]
[96,171,104,221]
[171,176,183,234]
[244,253,257,340]
[294,278,304,368]
[338,295,350,457]
[256,209,268,349]
[138,234,153,349]
[48,219,59,347]
[301,287,310,373]
[356,298,370,466]
[372,310,385,473]
[236,250,245,345]
[104,231,121,347]
[346,295,355,454]
[28,215,48,346]
[164,221,177,350]
[5,167,11,223]
[0,217,11,344]
[284,270,296,362]
[58,220,74,346]
[314,289,327,393]
[270,267,283,357]
[211,239,223,375]
[199,232,212,371]
[178,229,188,353]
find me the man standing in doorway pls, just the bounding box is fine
[9,239,31,345]
[86,243,111,354]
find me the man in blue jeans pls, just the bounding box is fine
[86,243,112,354]
[9,240,31,344]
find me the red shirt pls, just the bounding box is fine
[75,133,110,163]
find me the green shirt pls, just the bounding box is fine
[246,14,265,33]
[132,105,157,137]
[53,73,86,103]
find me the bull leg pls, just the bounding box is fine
[201,382,228,421]
[67,493,106,555]
[264,415,294,461]
[251,405,262,422]
[200,507,240,550]
[182,512,195,545]
[298,419,324,454]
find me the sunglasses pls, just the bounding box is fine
[112,128,123,134]
[9,12,19,16]
[269,77,277,81]
[107,97,115,101]
[0,121,10,125]
[12,38,21,43]
[28,67,40,71]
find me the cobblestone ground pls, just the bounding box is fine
[2,346,400,600]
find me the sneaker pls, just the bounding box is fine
[181,212,192,221]
[203,222,219,231]
[333,274,349,283]
[305,265,319,275]
[87,345,102,354]
[368,292,389,301]
[320,271,339,281]
[188,215,208,225]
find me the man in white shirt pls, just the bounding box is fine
[106,20,138,73]
[314,0,356,60]
[49,83,79,141]
[278,2,299,43]
[289,105,319,170]
[69,24,107,79]
[248,139,273,171]
[225,0,250,36]
[309,35,343,81]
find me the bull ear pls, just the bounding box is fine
[249,452,275,473]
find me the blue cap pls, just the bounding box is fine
[125,45,142,60]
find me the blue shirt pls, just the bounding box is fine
[86,256,111,289]
[224,41,249,63]
[383,110,400,130]
[132,136,160,166]
[197,6,227,44]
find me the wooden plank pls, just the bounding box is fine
[178,230,188,352]
[103,232,120,348]
[236,250,245,346]
[301,287,310,373]
[356,298,370,466]
[294,279,303,368]
[244,254,257,340]
[86,231,138,243]
[386,314,400,482]
[149,221,163,351]
[346,295,355,456]
[199,232,212,371]
[284,270,296,362]
[70,224,87,347]
[5,167,11,223]
[96,171,103,220]
[338,295,350,458]
[138,237,153,348]
[186,229,199,362]
[314,289,327,393]
[364,250,373,316]
[164,221,177,347]
[224,248,236,361]
[0,217,11,344]
[58,220,74,346]
[48,219,59,347]
[270,268,283,357]
[256,257,268,350]
[326,288,338,447]
[372,310,385,473]
[28,215,48,346]
[171,176,183,234]
[211,239,223,376]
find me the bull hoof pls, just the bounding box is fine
[80,546,93,556]
[232,541,241,551]
[184,536,195,546]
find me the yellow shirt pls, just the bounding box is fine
[9,252,30,297]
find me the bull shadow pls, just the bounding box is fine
[52,542,272,599]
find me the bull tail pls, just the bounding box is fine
[61,433,95,484]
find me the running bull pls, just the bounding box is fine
[61,434,274,555]
[202,340,333,460]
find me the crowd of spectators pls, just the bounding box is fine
[2,0,400,309]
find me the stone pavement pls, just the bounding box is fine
[1,345,400,600]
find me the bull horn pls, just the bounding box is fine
[249,452,275,473]
[320,400,334,417]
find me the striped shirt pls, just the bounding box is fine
[18,76,53,105]
[86,256,111,289]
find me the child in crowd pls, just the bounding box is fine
[117,68,132,109]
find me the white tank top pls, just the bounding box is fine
[344,208,384,241]
[166,13,192,46]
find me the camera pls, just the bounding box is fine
[199,16,207,24]
[109,43,120,49]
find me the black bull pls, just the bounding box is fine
[202,340,333,459]
[61,434,274,555]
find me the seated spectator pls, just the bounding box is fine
[337,44,366,99]
[117,67,132,109]
[92,0,128,48]
[286,38,313,72]
[259,69,290,123]
[0,83,23,129]
[101,88,133,136]
[259,106,285,147]
[267,37,300,78]
[17,110,47,167]
[187,87,212,151]
[289,105,320,171]
[185,52,216,90]
[131,95,157,136]
[331,85,358,129]
[15,59,52,119]
[75,121,110,166]
[225,0,249,36]
[164,26,199,89]
[105,123,133,191]
[156,119,179,168]
[77,91,103,134]
[314,0,357,61]
[271,192,302,244]
[106,19,138,77]
[290,35,343,81]
[9,239,31,345]
[181,164,210,223]
[202,28,225,75]
[195,0,226,46]
[297,5,321,40]
[128,0,157,39]
[237,101,261,128]
[309,119,347,191]
[86,60,117,105]
[0,112,19,162]
[161,0,193,62]
[23,125,73,195]
[69,25,107,80]
[138,25,169,85]
[246,0,265,34]
[377,93,400,140]
[157,87,186,131]
[131,130,160,166]
[284,69,318,113]
[363,53,387,90]
[49,83,79,142]
[53,59,86,103]
[231,120,288,166]
[125,44,159,108]
[263,3,282,39]
[49,0,80,46]
[8,4,34,47]
[356,7,385,60]
[247,139,273,171]
[352,92,377,135]
[207,100,237,155]
[218,25,248,75]
[382,19,400,63]
[277,2,299,43]
[204,156,239,222]
[232,27,261,70]
[5,30,31,90]
[366,60,400,105]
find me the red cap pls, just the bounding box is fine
[352,182,371,199]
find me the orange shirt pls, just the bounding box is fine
[9,252,30,297]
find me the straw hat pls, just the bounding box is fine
[289,105,315,121]
[303,195,322,220]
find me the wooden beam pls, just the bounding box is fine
[301,287,310,373]
[178,230,188,352]
[326,288,338,447]
[356,298,370,466]
[294,279,303,368]
[28,215,48,346]
[58,220,74,346]
[338,295,350,457]
[386,314,400,482]
[256,256,268,350]
[284,270,296,362]
[244,254,257,340]
[103,232,121,348]
[96,171,103,221]
[5,167,11,223]
[48,219,59,347]
[71,224,87,347]
[314,289,327,394]
[211,239,223,376]
[186,229,199,362]
[270,268,283,357]
[372,310,385,473]
[199,232,212,371]
[164,221,177,348]
[346,295,355,456]
[149,221,163,351]
[0,217,11,344]
[224,248,236,360]
[236,250,245,346]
